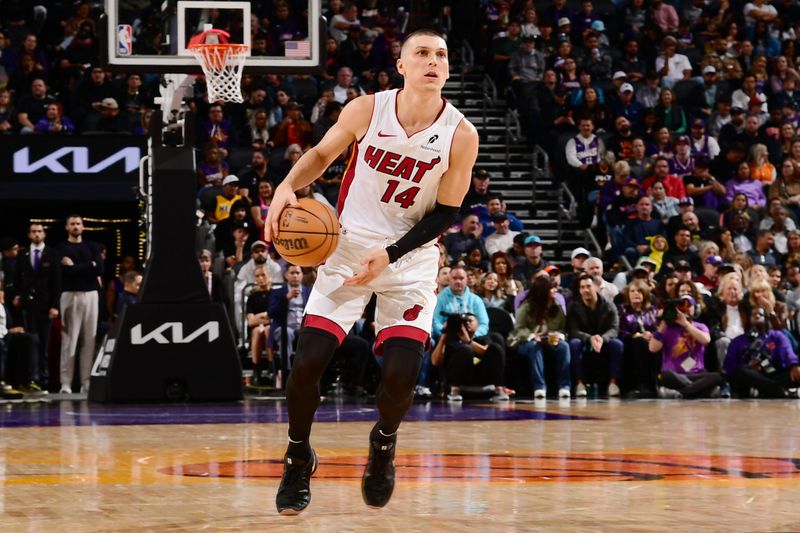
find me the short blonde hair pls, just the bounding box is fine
[717,272,742,299]
[748,278,775,308]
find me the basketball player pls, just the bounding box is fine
[264,29,479,515]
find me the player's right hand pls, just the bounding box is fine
[264,183,299,242]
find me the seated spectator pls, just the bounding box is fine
[114,270,141,321]
[247,108,272,151]
[0,89,15,133]
[196,143,229,190]
[200,104,236,157]
[572,86,609,131]
[647,127,675,160]
[585,257,620,302]
[726,162,767,210]
[684,156,726,210]
[431,312,508,402]
[431,265,507,401]
[490,252,522,299]
[732,74,767,114]
[626,139,654,182]
[649,295,721,398]
[748,278,789,332]
[246,265,272,384]
[637,72,662,109]
[513,235,549,285]
[214,200,252,269]
[464,245,489,274]
[724,306,799,398]
[623,195,664,265]
[649,181,679,224]
[485,211,519,257]
[652,1,679,34]
[250,179,274,234]
[618,279,659,397]
[443,214,486,263]
[718,107,747,153]
[461,168,493,216]
[272,101,312,150]
[238,149,270,196]
[481,194,524,236]
[0,284,40,394]
[94,98,131,133]
[477,272,510,311]
[709,96,733,138]
[748,143,776,185]
[34,103,75,134]
[567,273,624,397]
[644,157,687,199]
[760,199,795,254]
[268,265,311,366]
[669,136,694,179]
[709,272,748,372]
[655,88,687,135]
[663,225,702,274]
[71,66,113,131]
[312,101,342,145]
[509,274,571,398]
[198,249,225,303]
[748,230,778,267]
[607,116,636,161]
[656,36,692,88]
[209,176,244,224]
[16,78,57,134]
[695,254,724,292]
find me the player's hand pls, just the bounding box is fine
[265,183,299,242]
[343,249,390,286]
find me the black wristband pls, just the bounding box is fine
[385,244,400,263]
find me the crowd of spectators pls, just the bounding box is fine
[3,0,800,402]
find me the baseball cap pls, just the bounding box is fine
[558,17,571,26]
[222,175,240,186]
[524,235,542,246]
[679,294,697,306]
[690,117,705,128]
[491,211,508,222]
[101,97,119,109]
[674,259,692,271]
[705,254,723,266]
[522,34,536,42]
[731,106,745,114]
[676,135,690,145]
[571,247,591,260]
[591,20,606,32]
[544,264,561,275]
[749,95,765,107]
[624,177,640,187]
[702,65,717,75]
[612,71,627,80]
[620,82,634,93]
[637,256,658,269]
[250,240,268,251]
[678,196,694,206]
[717,263,736,275]
[473,168,490,179]
[199,249,213,259]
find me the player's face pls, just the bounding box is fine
[397,35,449,91]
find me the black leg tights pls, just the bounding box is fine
[286,327,339,451]
[373,337,425,438]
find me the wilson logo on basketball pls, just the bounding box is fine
[274,237,310,250]
[403,304,424,321]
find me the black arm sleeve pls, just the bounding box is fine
[385,202,460,263]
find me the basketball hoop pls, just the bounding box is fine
[189,30,249,103]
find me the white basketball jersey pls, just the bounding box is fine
[337,89,464,245]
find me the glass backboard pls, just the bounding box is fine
[101,0,323,74]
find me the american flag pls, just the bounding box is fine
[285,40,311,58]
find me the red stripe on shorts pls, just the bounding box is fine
[374,325,430,355]
[303,314,347,345]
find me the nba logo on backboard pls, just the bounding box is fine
[117,25,133,56]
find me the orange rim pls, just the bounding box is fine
[189,43,249,70]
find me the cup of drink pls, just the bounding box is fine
[548,332,559,346]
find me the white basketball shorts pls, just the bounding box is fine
[303,234,438,353]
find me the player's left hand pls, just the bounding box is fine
[344,249,390,286]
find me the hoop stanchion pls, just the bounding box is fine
[189,43,249,103]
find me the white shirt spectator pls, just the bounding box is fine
[692,135,721,160]
[731,89,767,113]
[565,134,605,168]
[655,53,693,81]
[330,14,359,43]
[744,1,778,28]
[486,230,519,257]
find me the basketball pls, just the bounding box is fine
[273,198,340,266]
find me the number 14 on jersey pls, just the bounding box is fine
[380,180,420,209]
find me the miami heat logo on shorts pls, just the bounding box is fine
[403,304,424,321]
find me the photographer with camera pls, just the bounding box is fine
[724,307,800,398]
[432,266,507,402]
[648,294,723,398]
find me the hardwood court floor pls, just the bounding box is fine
[2,398,800,532]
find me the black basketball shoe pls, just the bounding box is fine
[361,437,396,508]
[275,449,318,515]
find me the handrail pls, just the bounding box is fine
[482,74,497,140]
[458,41,474,107]
[505,109,522,179]
[557,182,578,258]
[531,145,548,217]
[583,223,604,258]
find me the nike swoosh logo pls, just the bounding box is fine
[377,131,396,137]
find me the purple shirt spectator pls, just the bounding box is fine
[618,306,658,339]
[659,322,710,374]
[724,330,798,377]
[725,177,767,209]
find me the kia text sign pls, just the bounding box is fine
[0,135,145,200]
[130,321,220,345]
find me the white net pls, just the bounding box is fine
[189,44,249,103]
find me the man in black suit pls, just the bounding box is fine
[14,223,60,390]
[268,265,312,369]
